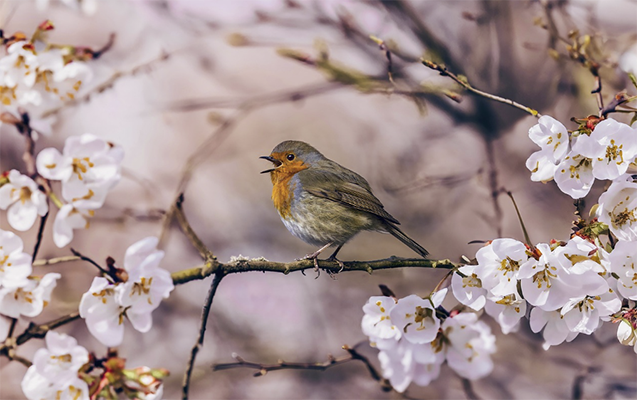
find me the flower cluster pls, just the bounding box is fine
[0,229,60,337]
[21,330,167,400]
[0,133,122,246]
[451,236,627,350]
[22,331,90,400]
[36,132,124,247]
[526,116,637,199]
[79,237,174,347]
[0,22,93,136]
[361,289,496,392]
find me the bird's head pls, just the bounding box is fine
[260,140,324,182]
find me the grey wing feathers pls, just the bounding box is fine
[300,168,400,225]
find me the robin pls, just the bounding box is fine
[260,140,429,271]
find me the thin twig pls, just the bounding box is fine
[182,271,225,400]
[33,256,81,266]
[212,352,352,375]
[69,248,115,281]
[212,344,392,392]
[174,194,214,260]
[32,212,49,262]
[506,191,532,247]
[421,59,540,117]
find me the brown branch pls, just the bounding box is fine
[182,271,225,400]
[212,344,392,392]
[0,312,81,357]
[421,59,540,117]
[171,257,455,285]
[174,194,215,261]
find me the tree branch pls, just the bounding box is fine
[182,271,225,400]
[171,257,456,285]
[212,344,392,392]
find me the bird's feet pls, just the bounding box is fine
[326,255,345,274]
[297,251,322,279]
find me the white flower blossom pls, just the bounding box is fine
[389,290,446,344]
[608,240,637,300]
[554,151,595,199]
[526,116,570,182]
[485,293,527,334]
[0,273,60,318]
[529,307,579,350]
[361,296,400,341]
[0,229,32,288]
[36,133,123,208]
[22,331,90,400]
[561,291,621,335]
[616,319,637,354]
[79,237,174,346]
[526,148,559,182]
[116,238,174,333]
[451,264,487,311]
[518,243,568,310]
[0,169,48,231]
[0,41,38,93]
[597,179,637,241]
[572,119,637,180]
[443,312,496,380]
[528,116,570,161]
[474,238,529,297]
[52,203,94,248]
[377,338,444,392]
[79,276,123,347]
[32,331,89,385]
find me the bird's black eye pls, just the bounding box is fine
[286,153,295,161]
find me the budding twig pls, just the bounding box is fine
[421,59,540,118]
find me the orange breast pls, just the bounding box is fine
[272,175,294,218]
[269,160,308,219]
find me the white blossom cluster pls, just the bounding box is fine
[79,237,175,347]
[0,35,92,136]
[36,133,124,247]
[526,115,637,199]
[0,133,123,247]
[0,229,60,341]
[361,289,496,392]
[450,235,634,351]
[21,331,90,400]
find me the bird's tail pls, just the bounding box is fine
[384,223,429,258]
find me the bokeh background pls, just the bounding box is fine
[1,0,637,399]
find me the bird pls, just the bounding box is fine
[260,140,429,272]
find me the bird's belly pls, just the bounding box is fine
[280,195,377,246]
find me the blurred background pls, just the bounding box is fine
[1,0,637,398]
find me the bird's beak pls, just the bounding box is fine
[259,155,282,174]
